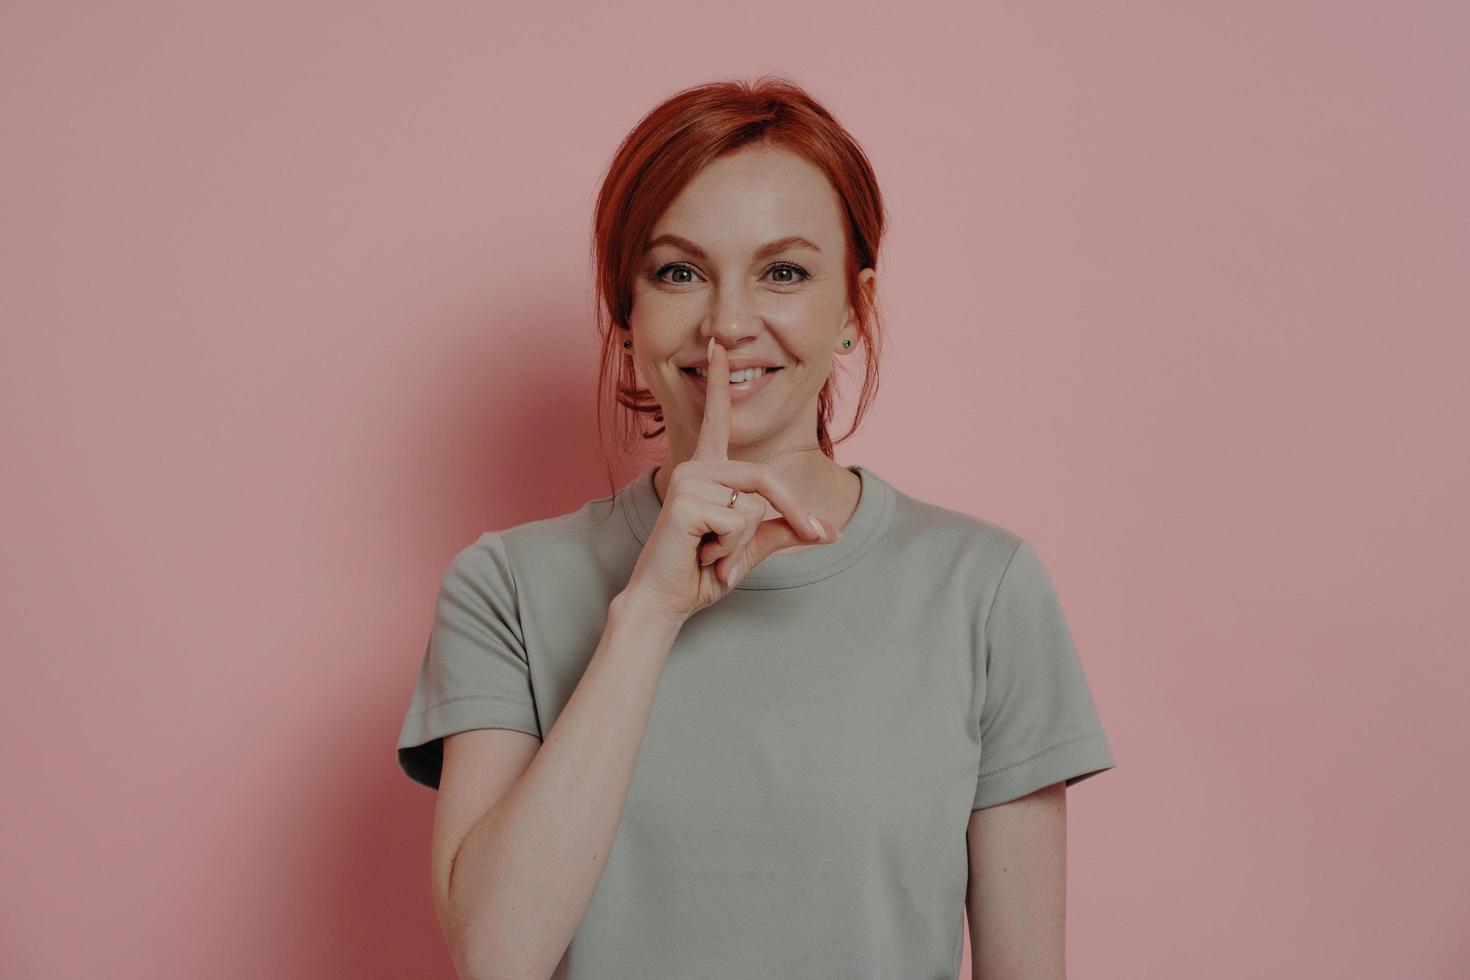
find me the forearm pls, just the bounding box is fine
[967,783,1069,980]
[450,589,682,980]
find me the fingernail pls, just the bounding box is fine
[807,515,824,539]
[707,337,715,361]
[727,559,741,583]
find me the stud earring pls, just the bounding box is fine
[623,339,632,349]
[841,339,852,349]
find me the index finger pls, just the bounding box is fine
[692,336,730,461]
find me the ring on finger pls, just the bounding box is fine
[726,487,740,508]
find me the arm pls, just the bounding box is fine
[966,781,1069,980]
[437,589,682,980]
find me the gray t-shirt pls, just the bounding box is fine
[397,463,1116,979]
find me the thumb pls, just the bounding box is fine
[742,515,836,570]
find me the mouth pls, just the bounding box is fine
[680,366,782,382]
[681,365,784,401]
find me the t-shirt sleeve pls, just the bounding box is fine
[973,538,1116,810]
[396,531,543,790]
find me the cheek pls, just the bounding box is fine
[627,300,682,349]
[769,291,845,335]
[628,293,694,341]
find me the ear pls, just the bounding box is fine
[844,267,877,331]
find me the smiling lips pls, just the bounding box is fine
[683,365,783,403]
[677,355,782,371]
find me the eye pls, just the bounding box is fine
[652,262,700,285]
[767,262,811,284]
[650,261,812,286]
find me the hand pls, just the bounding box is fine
[623,337,841,625]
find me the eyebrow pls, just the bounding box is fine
[643,233,822,261]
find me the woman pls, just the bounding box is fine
[397,76,1116,980]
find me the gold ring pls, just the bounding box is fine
[727,487,740,508]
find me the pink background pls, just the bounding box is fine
[4,2,1467,977]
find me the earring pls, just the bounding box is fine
[841,339,852,349]
[623,339,632,349]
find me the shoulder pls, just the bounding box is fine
[451,483,621,569]
[881,478,1029,581]
[443,482,632,604]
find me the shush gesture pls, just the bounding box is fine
[624,337,841,626]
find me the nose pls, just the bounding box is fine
[701,283,760,347]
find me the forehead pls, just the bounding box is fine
[649,145,845,249]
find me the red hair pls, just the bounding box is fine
[589,74,887,473]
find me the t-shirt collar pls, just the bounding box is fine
[620,462,895,590]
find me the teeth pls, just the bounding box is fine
[694,366,770,382]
